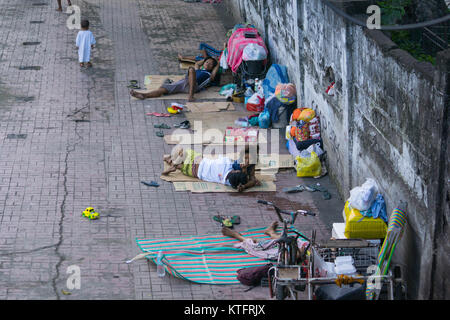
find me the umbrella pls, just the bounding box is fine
[366,201,407,300]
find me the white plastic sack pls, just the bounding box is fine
[298,143,324,159]
[348,178,379,211]
[220,49,229,70]
[306,142,324,157]
[242,43,267,61]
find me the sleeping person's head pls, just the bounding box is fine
[227,171,248,189]
[203,57,218,72]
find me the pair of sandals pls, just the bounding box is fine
[283,184,331,200]
[155,123,171,137]
[127,80,141,89]
[213,215,241,228]
[174,120,190,129]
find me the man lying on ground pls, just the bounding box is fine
[162,145,260,192]
[130,57,220,102]
[222,222,309,261]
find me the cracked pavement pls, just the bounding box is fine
[0,0,343,300]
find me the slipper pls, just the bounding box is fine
[129,80,138,85]
[174,120,189,128]
[283,185,305,193]
[155,131,164,137]
[213,215,240,228]
[322,191,332,200]
[154,124,171,129]
[146,112,172,117]
[179,122,190,129]
[307,184,327,192]
[141,181,159,187]
[127,84,141,89]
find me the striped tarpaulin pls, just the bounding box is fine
[136,227,298,285]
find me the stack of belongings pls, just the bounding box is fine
[333,178,388,240]
[285,107,324,177]
[224,127,259,143]
[264,83,298,129]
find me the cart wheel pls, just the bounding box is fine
[276,284,287,300]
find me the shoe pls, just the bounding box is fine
[174,120,190,128]
[141,181,159,187]
[154,124,171,129]
[283,185,305,193]
[322,191,332,200]
[155,130,164,137]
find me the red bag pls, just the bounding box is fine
[246,92,265,112]
[236,263,273,287]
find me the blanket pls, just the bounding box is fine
[134,227,299,284]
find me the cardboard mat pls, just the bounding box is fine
[131,75,222,100]
[163,133,263,146]
[186,101,235,113]
[160,160,277,183]
[173,180,276,193]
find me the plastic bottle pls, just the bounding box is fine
[254,78,259,92]
[156,250,165,277]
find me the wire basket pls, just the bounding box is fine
[315,245,380,275]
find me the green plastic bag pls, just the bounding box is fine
[219,84,236,96]
[296,151,321,177]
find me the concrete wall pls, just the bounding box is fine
[221,0,449,299]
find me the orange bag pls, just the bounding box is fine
[299,108,315,122]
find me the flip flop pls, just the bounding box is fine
[322,191,332,200]
[127,84,141,89]
[283,185,305,193]
[307,184,327,192]
[141,181,159,187]
[146,112,172,117]
[174,120,190,129]
[154,123,171,129]
[213,215,240,228]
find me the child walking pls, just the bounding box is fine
[76,20,96,68]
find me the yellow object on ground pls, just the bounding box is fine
[296,151,321,177]
[82,207,100,220]
[344,201,386,239]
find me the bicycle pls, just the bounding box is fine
[257,200,315,299]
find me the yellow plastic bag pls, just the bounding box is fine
[344,201,387,239]
[296,152,321,177]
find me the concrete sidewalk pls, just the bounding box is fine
[0,0,343,300]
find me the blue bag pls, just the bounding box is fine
[258,109,271,129]
[262,64,289,98]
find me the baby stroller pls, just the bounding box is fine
[226,27,269,90]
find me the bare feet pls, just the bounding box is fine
[79,62,85,67]
[188,95,196,102]
[130,90,146,100]
[178,53,184,61]
[86,62,92,68]
[56,8,62,12]
[264,221,279,236]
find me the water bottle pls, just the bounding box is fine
[254,78,259,92]
[156,250,165,277]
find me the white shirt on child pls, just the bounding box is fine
[197,156,233,186]
[76,30,96,63]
